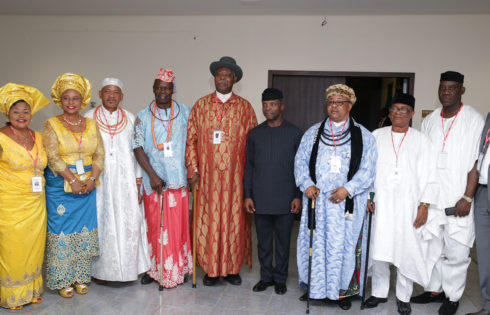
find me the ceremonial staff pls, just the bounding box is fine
[306,197,316,314]
[158,183,166,292]
[192,185,198,288]
[360,192,375,309]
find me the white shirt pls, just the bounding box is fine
[216,91,232,103]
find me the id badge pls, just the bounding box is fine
[329,155,341,174]
[213,130,223,144]
[75,159,85,175]
[437,151,448,169]
[391,167,402,184]
[163,142,174,157]
[31,176,43,193]
[476,152,484,173]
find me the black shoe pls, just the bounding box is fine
[410,291,446,304]
[397,299,412,315]
[252,280,274,292]
[299,292,308,301]
[337,297,352,310]
[203,274,219,286]
[466,309,490,315]
[140,273,154,285]
[224,274,242,285]
[274,283,287,295]
[439,298,459,315]
[364,296,388,308]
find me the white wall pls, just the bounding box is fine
[1,14,489,131]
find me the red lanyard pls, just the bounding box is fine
[151,102,174,150]
[99,106,120,141]
[215,95,232,130]
[441,104,463,151]
[63,115,84,155]
[391,128,409,167]
[329,119,348,153]
[9,126,39,172]
[483,127,490,150]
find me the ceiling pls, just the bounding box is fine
[1,0,490,16]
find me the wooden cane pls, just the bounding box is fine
[360,192,375,309]
[192,185,197,288]
[306,198,316,314]
[159,191,164,291]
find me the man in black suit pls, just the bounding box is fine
[468,112,490,315]
[243,88,302,295]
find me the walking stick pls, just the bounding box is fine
[360,192,375,309]
[158,189,165,292]
[306,198,316,315]
[192,185,197,288]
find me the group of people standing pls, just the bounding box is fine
[0,57,489,315]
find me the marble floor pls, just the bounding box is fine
[4,222,486,315]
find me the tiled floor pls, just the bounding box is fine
[5,222,486,315]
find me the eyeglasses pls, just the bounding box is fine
[389,106,412,114]
[327,100,350,107]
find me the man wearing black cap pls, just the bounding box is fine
[364,93,438,315]
[186,56,257,286]
[410,71,484,315]
[243,88,303,295]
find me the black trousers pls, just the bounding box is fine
[254,213,295,283]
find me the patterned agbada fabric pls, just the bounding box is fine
[0,132,47,308]
[42,117,104,289]
[84,106,150,281]
[186,92,257,277]
[132,101,192,287]
[294,119,377,300]
[143,188,192,288]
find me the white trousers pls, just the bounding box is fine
[372,260,413,303]
[425,227,471,302]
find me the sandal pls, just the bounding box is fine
[58,287,74,298]
[73,282,88,295]
[31,297,43,303]
[9,305,23,310]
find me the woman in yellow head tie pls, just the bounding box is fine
[0,83,49,310]
[43,73,104,298]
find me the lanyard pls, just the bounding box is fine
[483,127,490,150]
[391,128,409,167]
[151,102,174,150]
[98,105,120,141]
[63,115,84,156]
[441,104,463,151]
[215,95,232,130]
[9,126,39,173]
[328,119,348,154]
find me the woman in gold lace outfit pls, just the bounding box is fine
[0,83,50,310]
[43,73,104,298]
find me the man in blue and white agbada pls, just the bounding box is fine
[295,84,377,310]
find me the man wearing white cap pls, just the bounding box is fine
[84,78,150,283]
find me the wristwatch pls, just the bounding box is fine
[89,176,97,183]
[462,195,473,203]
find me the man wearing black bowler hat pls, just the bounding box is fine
[186,56,257,287]
[243,88,303,295]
